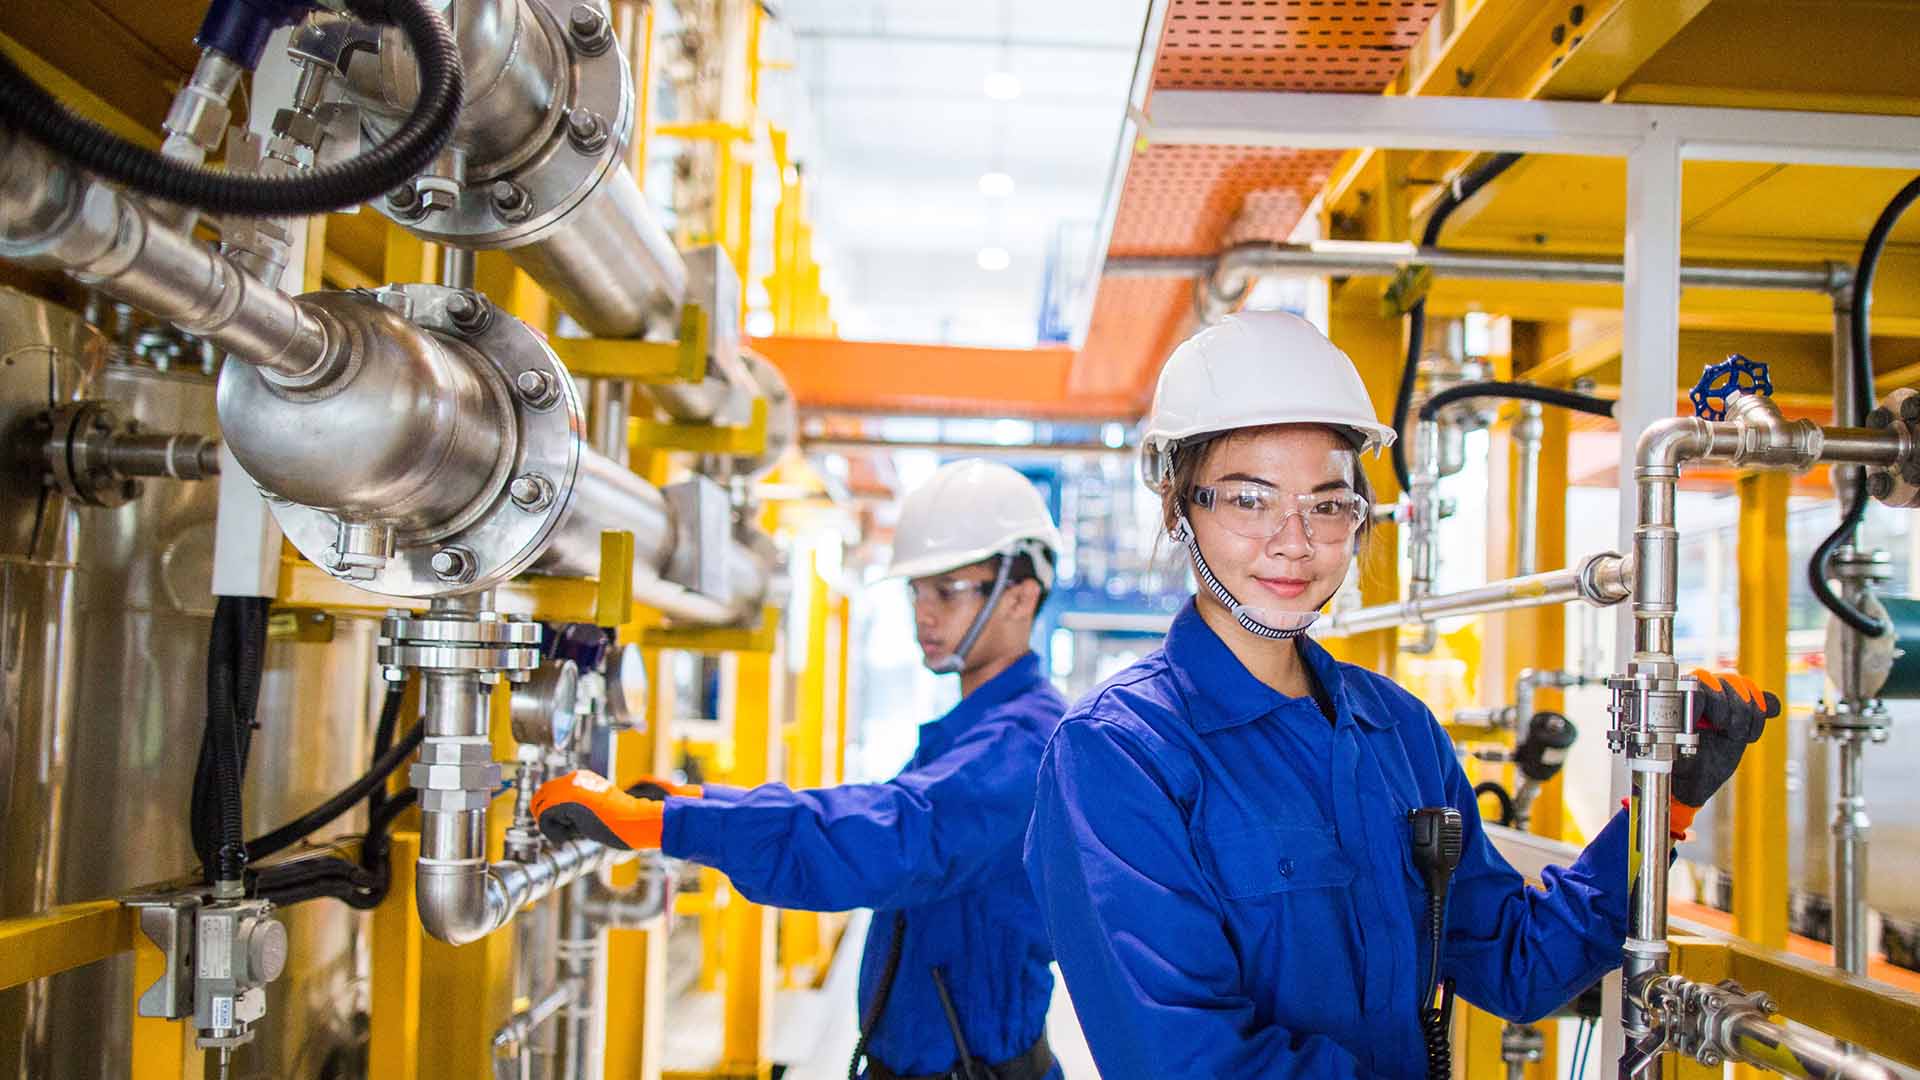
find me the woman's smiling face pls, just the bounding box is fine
[1183,424,1360,626]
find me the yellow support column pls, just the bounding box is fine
[130,930,203,1080]
[369,831,423,1080]
[382,224,440,286]
[720,648,780,1079]
[780,557,831,986]
[1326,294,1404,678]
[1734,472,1790,948]
[604,631,672,1080]
[832,595,851,786]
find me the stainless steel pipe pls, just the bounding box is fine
[1106,240,1849,296]
[1617,395,1909,1079]
[0,127,334,381]
[1722,1013,1895,1080]
[533,449,771,625]
[1313,551,1634,641]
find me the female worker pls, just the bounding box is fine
[1022,311,1776,1079]
[536,460,1067,1080]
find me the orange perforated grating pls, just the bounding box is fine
[1108,145,1342,255]
[1156,0,1438,92]
[1075,0,1443,413]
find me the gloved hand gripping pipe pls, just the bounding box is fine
[0,0,464,215]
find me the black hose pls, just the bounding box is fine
[1473,781,1518,828]
[0,0,463,216]
[195,596,269,885]
[1390,153,1526,493]
[246,722,424,863]
[1417,380,1614,423]
[1810,177,1920,639]
[253,789,419,910]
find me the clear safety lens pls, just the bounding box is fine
[907,578,993,610]
[1191,483,1367,544]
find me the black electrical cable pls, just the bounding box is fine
[253,789,419,910]
[193,596,269,885]
[849,912,908,1080]
[1473,780,1518,828]
[1416,380,1615,423]
[1810,176,1920,638]
[1390,153,1526,493]
[246,722,424,863]
[0,0,463,216]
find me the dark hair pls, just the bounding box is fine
[999,549,1054,613]
[1157,425,1374,552]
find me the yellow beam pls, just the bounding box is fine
[605,629,671,1080]
[1669,932,1920,1068]
[630,396,769,457]
[0,32,160,149]
[277,557,604,623]
[319,249,379,292]
[780,557,831,986]
[0,899,133,991]
[552,306,712,383]
[1734,473,1790,952]
[369,831,423,1080]
[640,607,782,654]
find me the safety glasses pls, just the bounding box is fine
[1189,482,1368,545]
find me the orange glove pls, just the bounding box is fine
[626,775,703,800]
[532,771,665,850]
[1669,669,1779,836]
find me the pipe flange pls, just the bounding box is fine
[1866,388,1920,507]
[273,287,584,598]
[380,614,544,645]
[371,0,633,249]
[380,643,542,672]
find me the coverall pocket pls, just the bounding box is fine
[1201,825,1355,899]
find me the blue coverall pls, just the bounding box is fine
[1024,602,1631,1078]
[664,652,1067,1077]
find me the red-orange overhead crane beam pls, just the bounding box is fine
[750,336,1138,420]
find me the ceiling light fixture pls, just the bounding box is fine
[983,71,1021,101]
[976,247,1011,272]
[978,171,1015,198]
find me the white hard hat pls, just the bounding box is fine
[1139,310,1396,493]
[884,459,1063,587]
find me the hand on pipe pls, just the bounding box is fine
[533,771,665,851]
[1669,669,1780,835]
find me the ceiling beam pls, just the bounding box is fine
[752,336,1136,420]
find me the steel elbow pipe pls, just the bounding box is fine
[416,860,510,946]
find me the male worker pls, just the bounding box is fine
[534,459,1068,1080]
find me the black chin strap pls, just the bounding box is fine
[928,552,1016,675]
[1172,512,1309,641]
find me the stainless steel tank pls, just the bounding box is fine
[0,289,381,1078]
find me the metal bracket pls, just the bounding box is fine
[125,894,202,1020]
[550,305,712,383]
[662,475,730,600]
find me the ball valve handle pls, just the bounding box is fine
[1688,354,1773,421]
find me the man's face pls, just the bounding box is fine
[908,562,1001,671]
[907,558,1039,674]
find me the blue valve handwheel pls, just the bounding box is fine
[1688,354,1773,420]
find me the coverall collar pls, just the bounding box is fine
[1164,600,1396,733]
[922,650,1046,749]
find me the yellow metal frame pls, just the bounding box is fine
[640,606,781,654]
[630,396,770,457]
[0,899,134,991]
[550,305,712,384]
[369,831,424,1080]
[1670,927,1920,1068]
